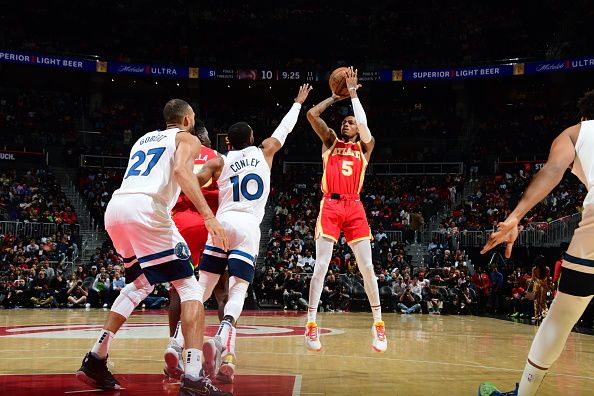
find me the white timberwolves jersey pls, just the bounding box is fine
[573,121,594,206]
[217,146,270,222]
[113,128,181,211]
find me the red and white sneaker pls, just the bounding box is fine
[372,321,387,352]
[305,321,322,352]
[216,352,236,384]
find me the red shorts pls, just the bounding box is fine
[315,195,372,243]
[172,210,209,265]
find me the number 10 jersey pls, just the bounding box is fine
[217,146,270,223]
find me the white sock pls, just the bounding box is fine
[517,361,547,396]
[308,237,333,323]
[216,320,232,349]
[184,348,202,380]
[307,306,317,323]
[91,329,115,359]
[172,320,184,348]
[371,304,382,323]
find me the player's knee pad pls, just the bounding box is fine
[112,281,154,318]
[171,276,201,303]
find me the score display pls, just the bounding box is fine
[199,68,318,81]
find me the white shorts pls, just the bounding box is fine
[199,211,259,283]
[105,194,194,285]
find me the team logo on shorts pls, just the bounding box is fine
[174,242,191,260]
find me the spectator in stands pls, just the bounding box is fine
[41,258,55,281]
[258,268,276,303]
[424,284,444,315]
[472,268,492,313]
[29,268,52,307]
[108,268,125,307]
[49,269,67,307]
[329,283,350,312]
[66,276,88,307]
[398,285,421,314]
[141,283,168,309]
[490,266,504,314]
[3,278,27,308]
[91,272,110,308]
[282,272,307,311]
[454,286,473,315]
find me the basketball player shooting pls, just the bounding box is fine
[304,66,387,353]
[478,90,594,396]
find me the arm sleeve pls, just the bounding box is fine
[351,98,373,143]
[271,102,302,146]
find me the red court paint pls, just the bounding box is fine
[0,373,298,396]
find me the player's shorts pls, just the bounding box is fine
[315,193,372,244]
[559,206,594,296]
[172,209,209,265]
[199,211,259,283]
[105,194,194,285]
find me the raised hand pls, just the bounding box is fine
[295,83,313,104]
[480,217,520,258]
[345,66,362,93]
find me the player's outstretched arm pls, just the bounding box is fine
[345,66,375,158]
[175,132,229,250]
[197,156,224,187]
[481,125,578,258]
[261,83,312,167]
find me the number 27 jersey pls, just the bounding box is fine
[321,140,368,195]
[113,128,181,212]
[217,146,270,223]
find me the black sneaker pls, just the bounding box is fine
[179,374,232,396]
[76,352,121,390]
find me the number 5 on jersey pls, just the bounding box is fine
[342,160,354,176]
[231,173,264,201]
[125,147,166,178]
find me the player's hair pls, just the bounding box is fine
[195,118,207,136]
[163,99,191,124]
[228,122,252,149]
[577,90,594,119]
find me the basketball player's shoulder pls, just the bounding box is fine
[199,145,218,158]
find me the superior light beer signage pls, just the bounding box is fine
[1,49,594,82]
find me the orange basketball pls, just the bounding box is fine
[329,67,349,96]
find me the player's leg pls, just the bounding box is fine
[76,222,145,390]
[213,271,229,322]
[212,232,255,380]
[305,199,340,351]
[480,266,594,396]
[78,274,154,389]
[304,236,333,351]
[165,211,207,379]
[345,201,386,352]
[350,239,387,352]
[196,234,230,380]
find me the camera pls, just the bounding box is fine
[77,280,83,286]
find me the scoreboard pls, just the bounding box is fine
[198,68,392,82]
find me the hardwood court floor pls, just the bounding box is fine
[1,309,593,395]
